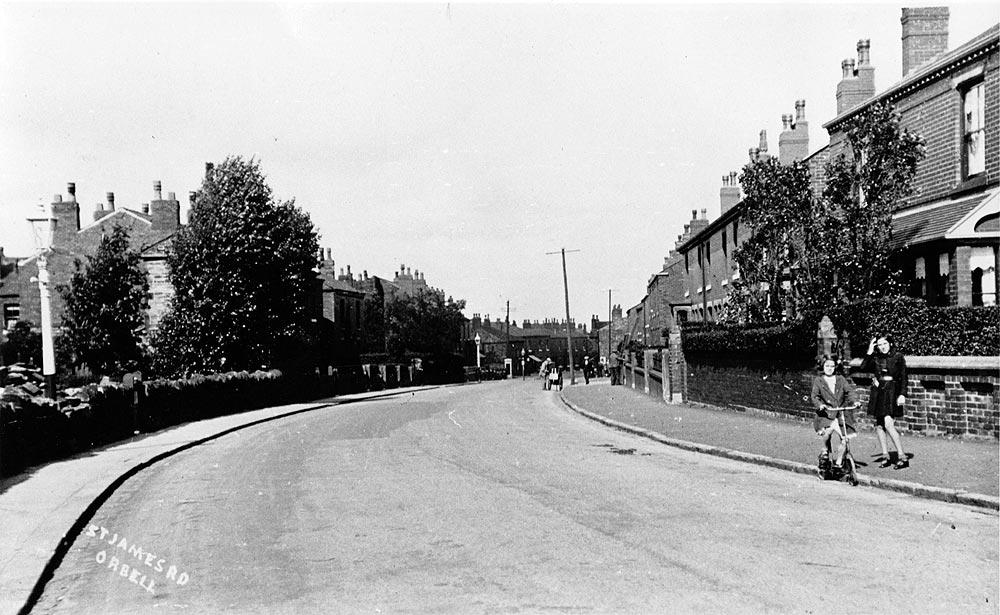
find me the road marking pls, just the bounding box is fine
[447,410,462,428]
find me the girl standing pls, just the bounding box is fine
[861,335,909,469]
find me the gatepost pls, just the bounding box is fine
[629,352,636,389]
[817,315,837,363]
[661,349,670,401]
[667,325,685,403]
[643,349,653,394]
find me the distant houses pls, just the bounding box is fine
[0,174,457,369]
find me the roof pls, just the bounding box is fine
[825,24,999,130]
[891,188,998,249]
[323,278,364,295]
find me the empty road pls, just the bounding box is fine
[32,380,998,614]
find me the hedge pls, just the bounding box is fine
[0,364,444,478]
[682,297,999,360]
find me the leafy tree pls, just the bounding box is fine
[56,225,149,378]
[821,102,924,304]
[726,157,815,322]
[384,290,466,361]
[723,102,924,322]
[151,156,319,377]
[1,320,42,366]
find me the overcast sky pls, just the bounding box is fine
[1,2,997,325]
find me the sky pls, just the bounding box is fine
[1,2,997,327]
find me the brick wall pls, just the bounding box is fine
[623,350,998,439]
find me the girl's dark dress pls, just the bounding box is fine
[860,351,907,427]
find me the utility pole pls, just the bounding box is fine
[608,289,613,364]
[505,299,511,377]
[547,248,580,385]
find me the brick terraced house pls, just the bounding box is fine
[675,7,998,322]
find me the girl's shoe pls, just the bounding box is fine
[879,459,893,468]
[894,458,909,469]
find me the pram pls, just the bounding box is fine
[816,406,859,486]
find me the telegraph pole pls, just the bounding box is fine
[546,248,580,385]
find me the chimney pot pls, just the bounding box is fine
[857,39,871,65]
[205,162,214,175]
[325,248,332,261]
[701,208,707,220]
[53,194,62,202]
[67,182,76,201]
[759,129,768,152]
[167,191,176,201]
[142,203,150,214]
[841,59,853,78]
[189,191,197,204]
[153,181,162,200]
[795,100,806,120]
[691,209,697,220]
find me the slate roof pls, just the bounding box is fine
[891,190,994,249]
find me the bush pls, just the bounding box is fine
[681,320,814,364]
[817,297,999,356]
[683,297,1000,360]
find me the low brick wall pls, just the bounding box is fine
[849,356,998,438]
[687,359,815,422]
[623,353,998,440]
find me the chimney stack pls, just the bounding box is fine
[93,201,105,221]
[780,100,810,164]
[52,184,81,244]
[856,39,876,100]
[720,171,741,214]
[106,192,115,212]
[150,181,180,232]
[901,7,949,77]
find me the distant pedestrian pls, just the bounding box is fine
[548,364,560,391]
[610,350,620,385]
[861,335,909,469]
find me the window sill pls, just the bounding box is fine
[950,175,990,198]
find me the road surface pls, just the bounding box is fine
[32,380,999,614]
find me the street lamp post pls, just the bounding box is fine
[28,202,58,399]
[474,333,481,369]
[521,348,526,381]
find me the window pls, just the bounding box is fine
[912,256,927,299]
[963,81,985,178]
[3,304,20,329]
[970,247,997,306]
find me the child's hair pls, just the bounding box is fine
[817,354,840,372]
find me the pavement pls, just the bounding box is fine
[0,385,440,615]
[560,378,999,510]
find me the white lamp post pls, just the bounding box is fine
[28,202,58,399]
[521,348,526,381]
[474,333,481,369]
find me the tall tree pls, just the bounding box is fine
[821,101,924,304]
[151,156,319,376]
[384,290,466,361]
[723,102,924,322]
[57,225,150,377]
